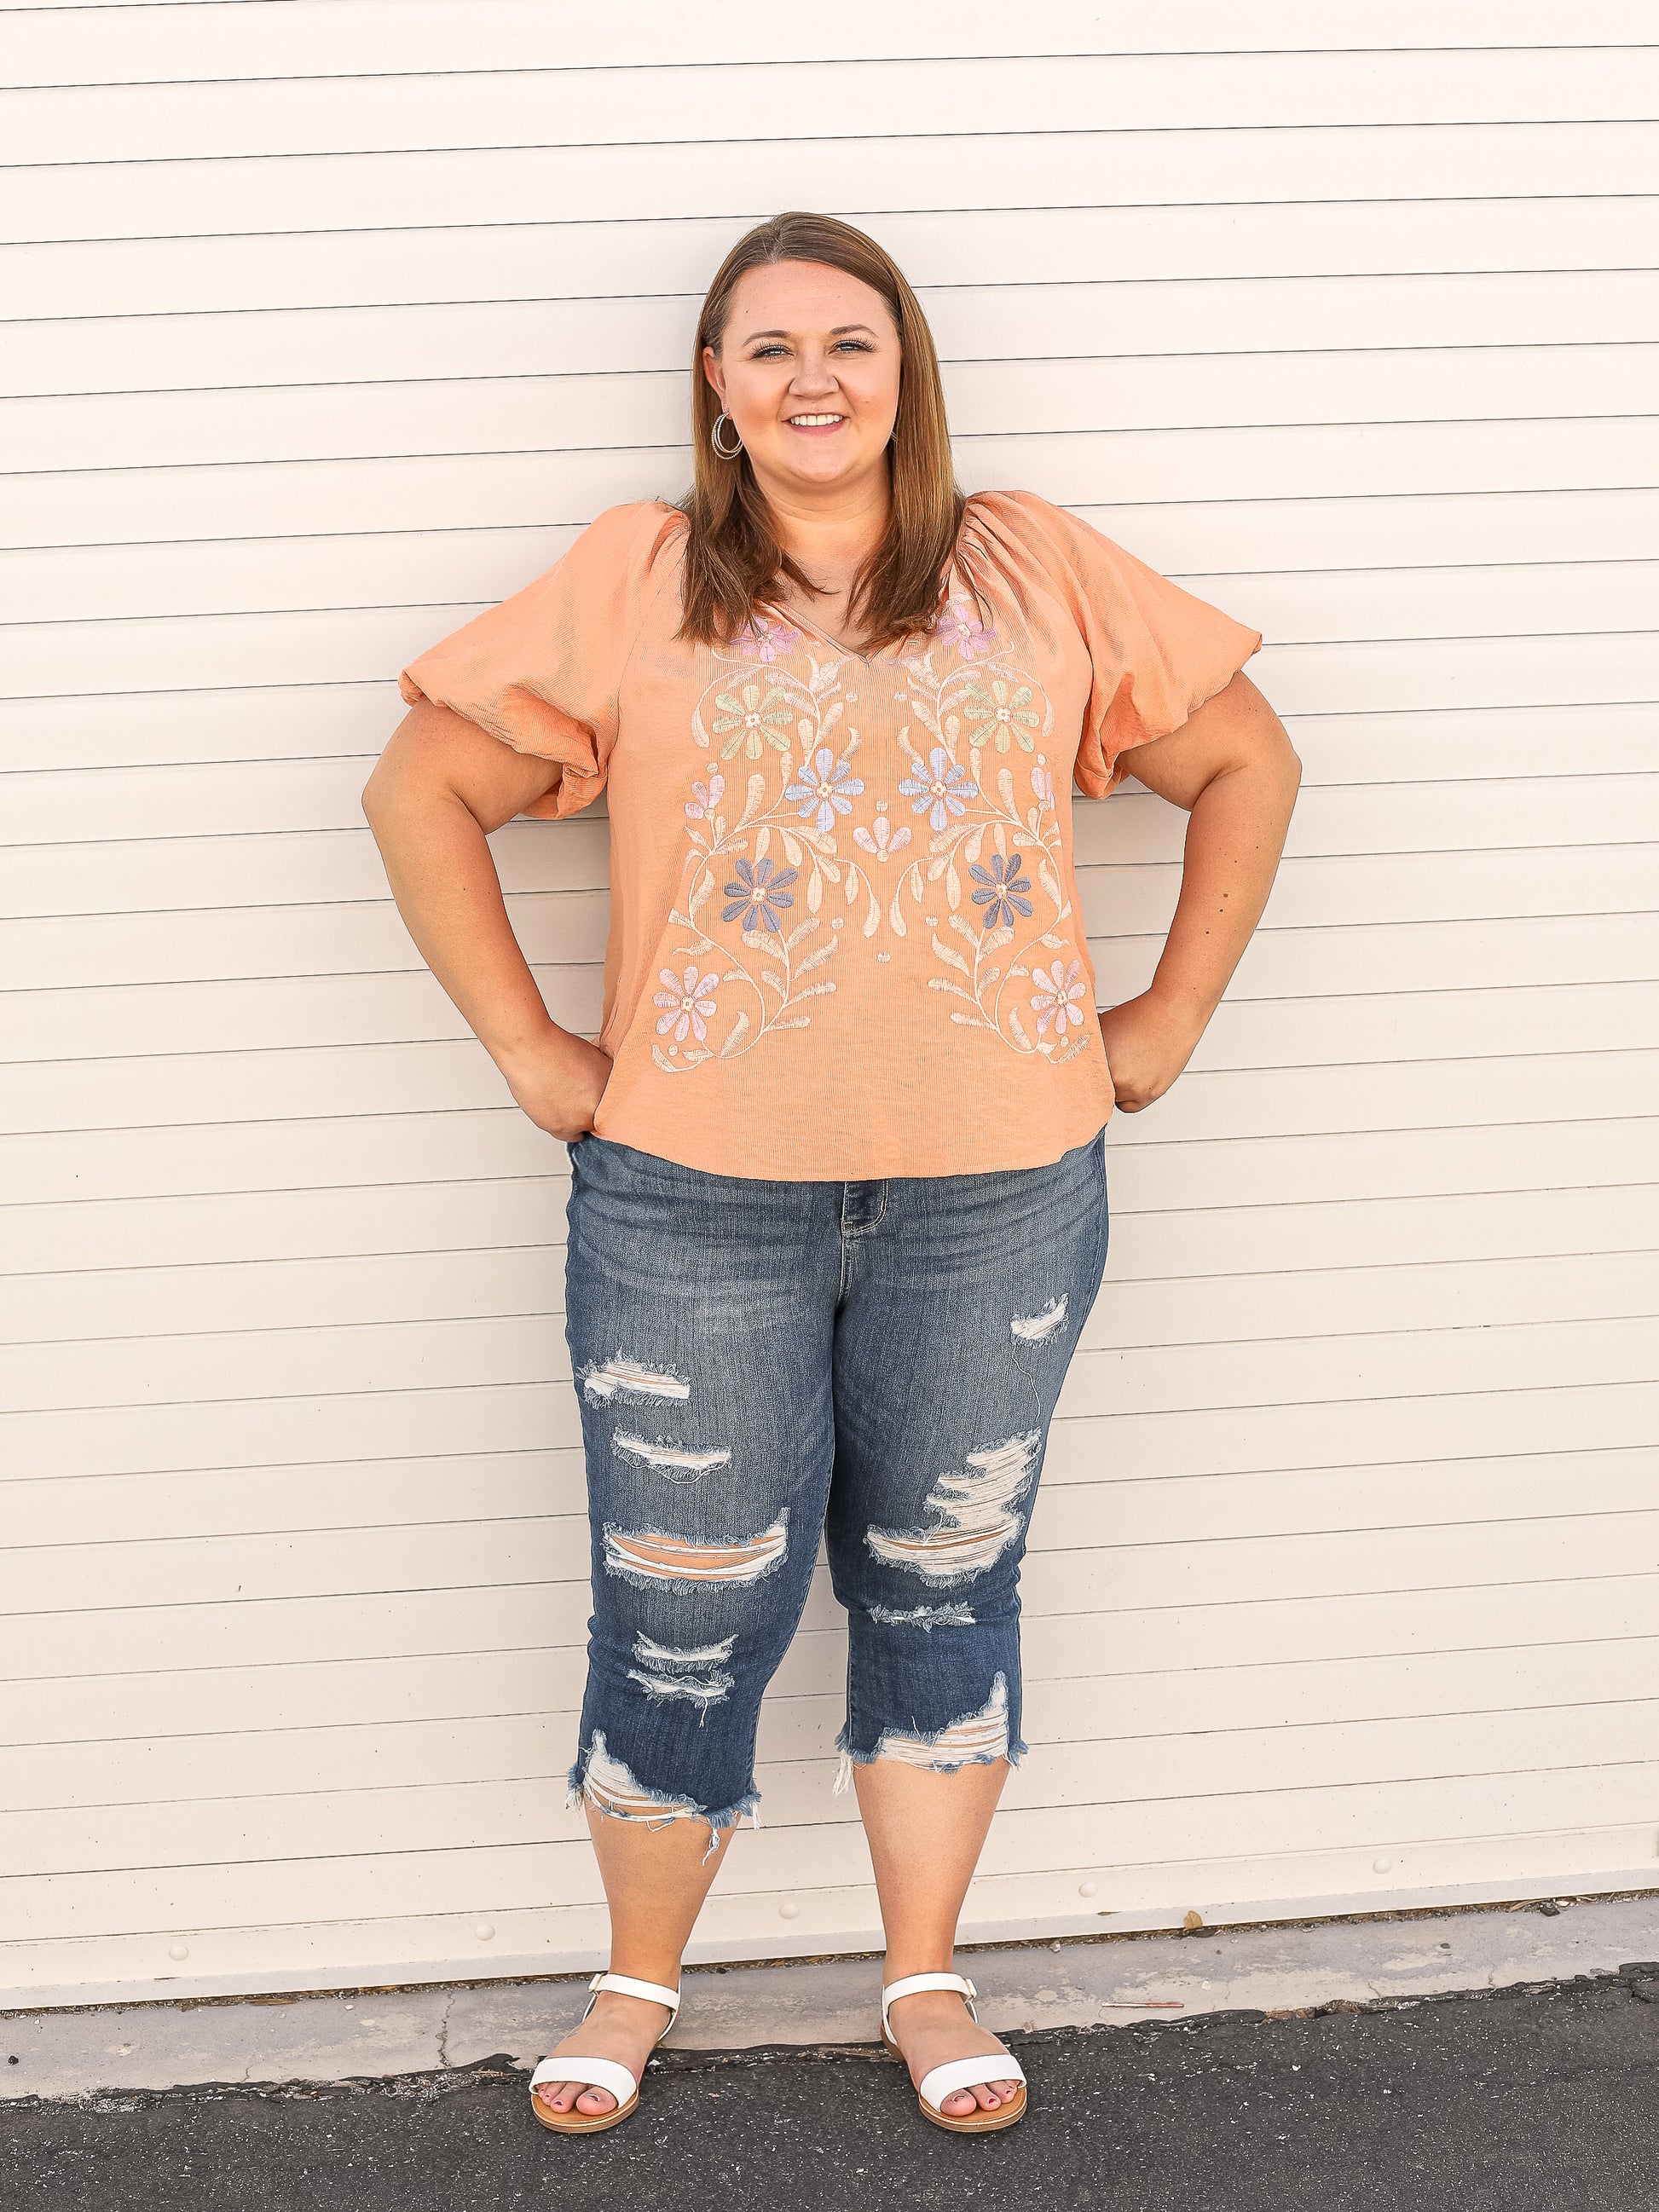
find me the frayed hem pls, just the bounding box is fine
[832,1675,1021,1787]
[567,1746,760,1865]
[833,1739,1020,1790]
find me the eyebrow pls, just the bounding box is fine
[741,323,881,343]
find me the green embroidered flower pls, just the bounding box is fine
[712,683,794,759]
[963,676,1039,753]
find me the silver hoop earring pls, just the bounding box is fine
[710,412,743,459]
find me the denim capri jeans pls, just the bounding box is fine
[562,1126,1111,1857]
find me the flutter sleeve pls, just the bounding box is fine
[397,500,673,820]
[1012,494,1264,800]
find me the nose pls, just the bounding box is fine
[789,348,840,398]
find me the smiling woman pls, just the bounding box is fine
[679,211,963,659]
[363,208,1300,2144]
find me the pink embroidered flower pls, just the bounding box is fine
[934,598,995,660]
[685,773,725,822]
[735,617,802,662]
[852,814,913,862]
[653,964,720,1042]
[1030,957,1087,1039]
[1030,762,1055,806]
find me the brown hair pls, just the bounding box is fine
[677,211,967,655]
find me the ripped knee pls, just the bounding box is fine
[604,1510,789,1589]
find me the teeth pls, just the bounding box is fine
[789,413,844,426]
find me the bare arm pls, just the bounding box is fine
[1098,667,1301,1112]
[361,699,611,1139]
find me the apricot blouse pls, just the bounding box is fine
[398,490,1262,1180]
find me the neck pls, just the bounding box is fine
[752,463,892,580]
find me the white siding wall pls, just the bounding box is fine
[3,1,1656,2006]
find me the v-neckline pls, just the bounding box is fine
[758,597,893,667]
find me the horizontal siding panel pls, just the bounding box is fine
[9,1,1653,79]
[4,977,1657,1128]
[13,133,1659,251]
[4,685,1654,787]
[6,1235,1656,1419]
[4,1174,1656,1326]
[9,1439,1659,1611]
[9,1412,1656,1551]
[9,50,1659,168]
[10,344,1654,476]
[9,758,1656,863]
[14,270,1659,401]
[5,1187,1654,1359]
[6,1115,1653,1244]
[9,1756,1659,1943]
[10,1623,1658,1762]
[9,415,1658,552]
[8,1551,1657,1695]
[9,1702,1659,1872]
[9,558,1658,699]
[3,1313,1656,1480]
[8,490,1659,638]
[14,892,1658,999]
[12,853,1659,1002]
[8,194,1654,324]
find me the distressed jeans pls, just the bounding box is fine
[562,1126,1110,1856]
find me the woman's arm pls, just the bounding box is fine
[361,698,612,1139]
[1097,668,1301,1112]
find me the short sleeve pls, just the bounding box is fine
[397,500,673,820]
[1009,495,1263,800]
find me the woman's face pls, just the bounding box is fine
[702,258,902,502]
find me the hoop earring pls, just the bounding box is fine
[710,412,743,459]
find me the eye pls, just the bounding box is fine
[749,344,789,360]
[835,339,875,353]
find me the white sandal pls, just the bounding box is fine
[529,1970,681,2135]
[881,1972,1028,2134]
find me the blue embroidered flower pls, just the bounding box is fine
[721,854,798,934]
[969,850,1034,930]
[899,746,977,833]
[785,746,864,835]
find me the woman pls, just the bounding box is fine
[363,211,1299,2137]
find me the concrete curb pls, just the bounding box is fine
[7,1891,1658,2102]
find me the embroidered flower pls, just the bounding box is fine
[734,617,802,663]
[934,598,995,660]
[969,850,1034,930]
[1031,957,1088,1039]
[653,964,720,1042]
[711,682,793,759]
[852,813,913,862]
[721,854,797,934]
[785,747,864,835]
[1031,762,1054,806]
[963,676,1040,753]
[685,772,725,822]
[899,746,978,833]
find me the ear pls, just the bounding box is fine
[701,345,728,408]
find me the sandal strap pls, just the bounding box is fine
[587,1969,681,2021]
[881,1971,979,2038]
[918,2053,1027,2114]
[529,2053,639,2106]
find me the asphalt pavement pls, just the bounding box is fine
[8,1964,1659,2212]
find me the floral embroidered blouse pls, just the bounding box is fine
[398,490,1263,1180]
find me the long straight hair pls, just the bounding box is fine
[677,211,966,654]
